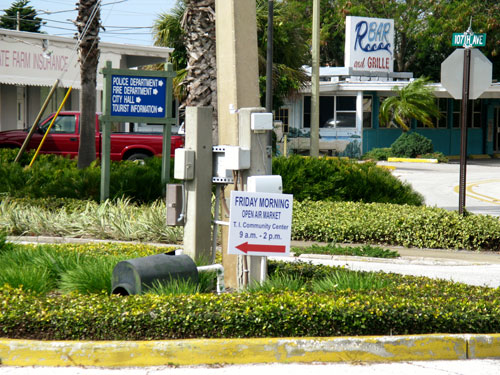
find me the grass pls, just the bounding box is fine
[247,273,305,293]
[0,243,125,294]
[58,256,123,294]
[0,242,395,296]
[0,265,56,294]
[311,269,391,292]
[246,267,391,293]
[291,243,400,258]
[0,242,219,296]
[145,278,201,296]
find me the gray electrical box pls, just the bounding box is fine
[174,148,195,180]
[166,184,184,226]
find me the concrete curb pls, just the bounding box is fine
[1,334,499,367]
[387,157,438,163]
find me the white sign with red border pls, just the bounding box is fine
[228,191,293,257]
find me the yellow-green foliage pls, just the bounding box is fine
[292,200,500,250]
[1,277,499,340]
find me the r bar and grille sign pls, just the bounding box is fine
[452,33,486,48]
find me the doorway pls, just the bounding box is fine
[16,86,26,129]
[495,107,500,153]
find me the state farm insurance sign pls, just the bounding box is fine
[345,16,394,73]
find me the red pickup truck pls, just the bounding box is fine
[0,112,184,161]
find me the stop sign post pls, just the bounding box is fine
[440,34,492,215]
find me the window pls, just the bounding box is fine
[378,96,397,128]
[275,108,290,133]
[39,115,76,134]
[452,99,481,128]
[303,95,357,129]
[363,96,372,128]
[420,98,447,128]
[436,98,448,128]
[335,96,356,128]
[471,100,481,128]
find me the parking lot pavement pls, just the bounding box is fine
[378,159,500,216]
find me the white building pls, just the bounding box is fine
[0,29,173,132]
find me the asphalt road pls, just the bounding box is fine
[379,159,500,216]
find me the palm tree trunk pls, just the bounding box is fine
[76,0,100,169]
[181,0,217,143]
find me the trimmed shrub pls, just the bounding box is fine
[0,149,175,203]
[273,155,423,205]
[1,279,499,340]
[292,200,500,251]
[362,147,392,161]
[2,150,423,205]
[391,132,433,158]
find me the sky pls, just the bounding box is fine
[0,0,177,46]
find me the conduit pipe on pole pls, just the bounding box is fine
[28,86,72,168]
[15,79,60,163]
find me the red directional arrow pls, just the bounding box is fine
[235,242,286,254]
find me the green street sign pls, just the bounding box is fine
[452,33,486,47]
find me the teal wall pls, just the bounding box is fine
[362,96,494,156]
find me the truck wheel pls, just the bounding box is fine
[126,153,149,164]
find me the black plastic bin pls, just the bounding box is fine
[111,254,198,295]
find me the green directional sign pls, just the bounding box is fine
[452,33,486,47]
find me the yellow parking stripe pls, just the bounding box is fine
[453,179,500,205]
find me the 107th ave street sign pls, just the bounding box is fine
[228,191,293,257]
[452,33,486,48]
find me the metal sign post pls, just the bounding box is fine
[441,27,491,215]
[99,61,176,201]
[458,48,471,215]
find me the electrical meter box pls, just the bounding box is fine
[247,175,283,193]
[224,146,250,170]
[251,112,273,131]
[166,184,184,226]
[174,148,195,180]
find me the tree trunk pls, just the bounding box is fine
[181,0,218,143]
[76,0,100,169]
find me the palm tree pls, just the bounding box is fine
[153,2,188,103]
[379,77,440,131]
[155,0,217,141]
[76,0,100,169]
[153,0,310,140]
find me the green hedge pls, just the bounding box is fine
[273,155,423,205]
[1,150,423,205]
[0,149,173,203]
[292,200,500,251]
[1,278,499,340]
